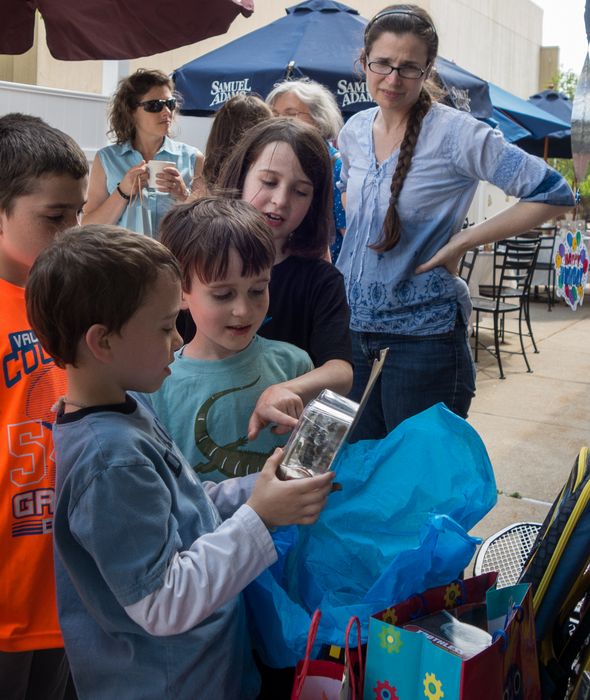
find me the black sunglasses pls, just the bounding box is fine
[137,98,177,113]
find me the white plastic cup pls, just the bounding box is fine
[147,160,175,190]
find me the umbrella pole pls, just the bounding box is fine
[543,136,549,162]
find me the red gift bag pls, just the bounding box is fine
[292,610,363,700]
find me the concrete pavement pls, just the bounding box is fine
[466,295,590,569]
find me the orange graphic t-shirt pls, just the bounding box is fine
[0,278,66,651]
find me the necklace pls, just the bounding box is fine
[374,120,406,165]
[51,396,89,413]
[375,136,403,167]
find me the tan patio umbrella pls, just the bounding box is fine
[0,0,253,60]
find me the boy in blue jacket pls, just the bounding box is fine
[25,224,334,699]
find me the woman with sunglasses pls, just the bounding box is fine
[338,4,574,440]
[84,69,203,234]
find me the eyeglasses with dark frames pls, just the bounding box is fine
[367,61,428,79]
[137,98,177,113]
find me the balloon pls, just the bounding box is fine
[559,243,565,257]
[555,253,562,268]
[567,232,573,247]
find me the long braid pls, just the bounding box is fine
[371,88,432,253]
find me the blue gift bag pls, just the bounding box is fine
[245,404,497,668]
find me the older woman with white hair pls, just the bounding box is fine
[266,78,346,261]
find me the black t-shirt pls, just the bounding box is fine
[177,256,353,368]
[258,256,352,367]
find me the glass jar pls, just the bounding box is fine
[278,389,359,480]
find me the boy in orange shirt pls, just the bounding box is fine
[0,114,88,699]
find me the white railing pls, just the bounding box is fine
[0,80,212,163]
[1,79,515,226]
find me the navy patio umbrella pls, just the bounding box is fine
[485,107,532,143]
[173,0,493,119]
[517,90,572,159]
[529,89,573,123]
[434,56,492,119]
[488,83,570,141]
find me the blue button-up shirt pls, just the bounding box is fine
[99,136,198,236]
[336,103,574,335]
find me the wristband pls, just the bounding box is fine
[116,184,131,201]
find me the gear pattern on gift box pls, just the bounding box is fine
[423,672,444,700]
[373,679,399,700]
[443,582,461,608]
[378,625,403,654]
[381,606,398,625]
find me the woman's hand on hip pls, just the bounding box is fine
[415,230,468,276]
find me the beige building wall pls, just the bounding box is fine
[35,20,103,93]
[133,0,543,98]
[428,0,543,97]
[0,53,38,86]
[0,0,544,100]
[539,45,560,90]
[0,14,39,86]
[0,14,103,92]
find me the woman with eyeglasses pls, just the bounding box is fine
[266,78,346,262]
[338,4,574,440]
[84,69,203,234]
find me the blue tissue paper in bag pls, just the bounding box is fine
[245,404,497,668]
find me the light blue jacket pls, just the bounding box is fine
[337,103,574,335]
[53,395,273,699]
